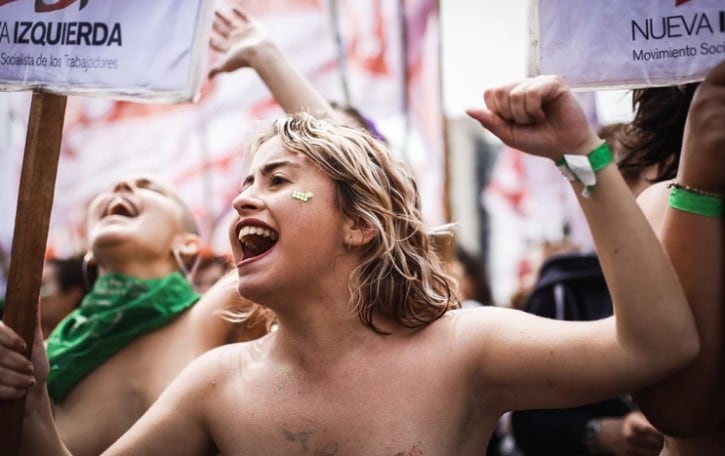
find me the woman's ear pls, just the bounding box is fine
[343,216,376,250]
[172,233,201,257]
[171,233,201,273]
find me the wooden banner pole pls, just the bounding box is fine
[0,91,67,455]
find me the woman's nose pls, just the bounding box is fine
[232,189,263,214]
[111,180,134,193]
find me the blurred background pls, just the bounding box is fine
[0,0,634,308]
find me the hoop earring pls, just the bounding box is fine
[172,248,192,280]
[82,252,94,291]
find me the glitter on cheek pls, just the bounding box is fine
[291,191,313,202]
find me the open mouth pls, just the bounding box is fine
[237,225,279,260]
[103,196,138,218]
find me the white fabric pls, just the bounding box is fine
[564,154,597,186]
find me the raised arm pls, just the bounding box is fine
[208,1,333,116]
[632,61,725,437]
[463,75,699,413]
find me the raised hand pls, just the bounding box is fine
[209,2,270,78]
[466,75,601,161]
[206,1,331,115]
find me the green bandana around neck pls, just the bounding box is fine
[46,271,200,403]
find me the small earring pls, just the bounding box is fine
[346,236,353,250]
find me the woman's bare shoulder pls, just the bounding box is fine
[436,306,529,344]
[637,180,670,235]
[176,334,273,393]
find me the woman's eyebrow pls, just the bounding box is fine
[259,160,300,176]
[243,160,302,187]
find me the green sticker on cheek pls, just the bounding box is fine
[291,191,313,202]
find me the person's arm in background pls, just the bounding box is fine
[512,406,662,456]
[597,411,663,456]
[633,61,725,437]
[208,0,333,116]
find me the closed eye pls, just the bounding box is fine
[135,178,167,195]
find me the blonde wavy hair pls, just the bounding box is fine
[244,112,458,333]
[215,271,277,332]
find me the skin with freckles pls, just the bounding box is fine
[26,100,697,455]
[0,78,700,455]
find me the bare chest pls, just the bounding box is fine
[208,352,495,455]
[54,314,197,454]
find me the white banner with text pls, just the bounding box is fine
[528,0,725,89]
[0,0,214,102]
[0,0,445,261]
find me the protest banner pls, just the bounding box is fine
[0,0,215,102]
[0,1,214,452]
[0,0,446,263]
[528,0,724,89]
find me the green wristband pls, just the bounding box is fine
[669,184,725,217]
[555,142,613,197]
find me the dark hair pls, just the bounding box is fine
[329,101,388,144]
[456,246,492,305]
[598,123,641,188]
[48,255,87,293]
[196,254,230,272]
[619,83,699,183]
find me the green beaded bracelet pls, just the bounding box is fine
[668,182,725,217]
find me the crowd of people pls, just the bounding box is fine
[0,3,722,455]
